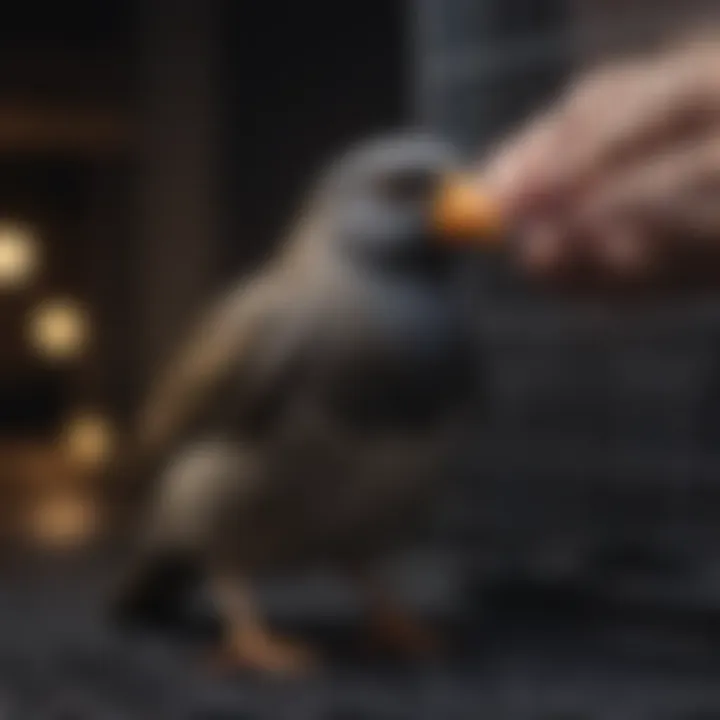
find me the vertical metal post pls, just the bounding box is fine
[413,0,570,155]
[84,160,134,422]
[411,0,577,580]
[135,0,226,398]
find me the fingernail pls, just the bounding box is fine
[485,137,555,217]
[596,227,650,275]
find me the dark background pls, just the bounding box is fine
[2,0,720,718]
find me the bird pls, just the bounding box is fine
[109,132,483,675]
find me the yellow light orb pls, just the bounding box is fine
[63,411,115,470]
[27,298,90,361]
[28,494,98,549]
[0,222,39,290]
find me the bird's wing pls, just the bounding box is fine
[142,272,301,458]
[109,267,311,511]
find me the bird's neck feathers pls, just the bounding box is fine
[273,201,458,298]
[274,203,338,275]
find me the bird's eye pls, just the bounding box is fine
[373,170,437,204]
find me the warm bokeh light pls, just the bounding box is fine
[62,411,115,470]
[27,494,99,549]
[0,221,39,290]
[26,297,90,361]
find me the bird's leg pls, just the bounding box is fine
[208,572,319,676]
[356,573,444,661]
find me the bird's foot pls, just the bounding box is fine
[209,629,320,677]
[365,605,445,661]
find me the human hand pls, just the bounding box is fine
[484,35,720,290]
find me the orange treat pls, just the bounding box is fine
[433,173,505,244]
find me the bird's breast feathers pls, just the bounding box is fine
[305,276,476,436]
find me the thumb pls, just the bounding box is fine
[482,110,566,219]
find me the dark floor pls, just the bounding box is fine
[3,553,720,719]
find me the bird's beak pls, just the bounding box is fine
[432,173,505,248]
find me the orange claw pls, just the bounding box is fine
[433,173,505,245]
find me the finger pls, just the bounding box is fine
[535,50,720,197]
[645,195,720,246]
[483,59,671,216]
[514,221,607,289]
[584,222,656,280]
[515,221,567,275]
[575,132,720,229]
[483,44,720,227]
[513,213,662,290]
[482,109,567,214]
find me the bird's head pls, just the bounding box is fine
[308,132,472,281]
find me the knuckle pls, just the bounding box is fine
[564,60,647,113]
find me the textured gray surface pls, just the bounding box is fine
[2,555,720,719]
